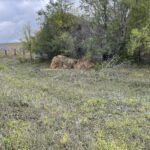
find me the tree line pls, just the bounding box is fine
[22,0,150,63]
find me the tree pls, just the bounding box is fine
[81,0,130,58]
[128,26,150,63]
[81,0,150,62]
[21,24,34,61]
[126,0,150,63]
[126,0,150,31]
[34,0,83,59]
[32,0,150,63]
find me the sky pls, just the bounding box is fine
[0,0,79,43]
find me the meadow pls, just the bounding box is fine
[0,58,150,150]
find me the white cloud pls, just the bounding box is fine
[0,0,80,43]
[0,0,46,43]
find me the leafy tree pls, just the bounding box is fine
[81,0,130,58]
[125,0,150,63]
[128,26,150,63]
[126,0,150,31]
[21,24,34,61]
[33,0,78,59]
[32,0,150,63]
[81,0,150,62]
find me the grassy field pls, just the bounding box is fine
[0,58,150,150]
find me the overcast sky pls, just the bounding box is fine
[0,0,79,43]
[0,0,47,43]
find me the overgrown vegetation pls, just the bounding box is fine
[0,58,149,149]
[22,0,150,63]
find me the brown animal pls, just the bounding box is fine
[74,59,95,70]
[50,55,94,70]
[50,55,77,69]
[50,55,65,69]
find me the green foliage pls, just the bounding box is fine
[54,32,75,56]
[83,36,106,59]
[127,0,150,30]
[33,1,79,59]
[24,0,150,63]
[128,26,150,62]
[21,24,34,61]
[81,0,150,62]
[81,0,130,58]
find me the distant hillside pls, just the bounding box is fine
[0,42,22,50]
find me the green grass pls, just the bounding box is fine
[0,58,150,150]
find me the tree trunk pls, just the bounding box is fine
[103,4,108,30]
[137,49,141,64]
[29,49,33,61]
